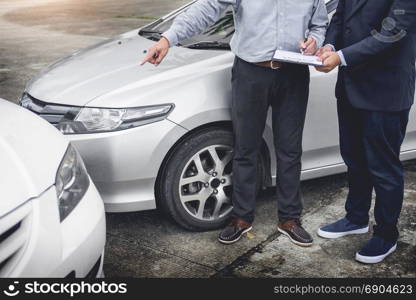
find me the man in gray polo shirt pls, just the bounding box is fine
[141,0,328,247]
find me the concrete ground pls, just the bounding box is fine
[1,0,415,278]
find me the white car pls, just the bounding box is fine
[0,99,106,277]
[21,0,416,231]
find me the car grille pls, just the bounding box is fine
[0,203,32,277]
[20,94,78,126]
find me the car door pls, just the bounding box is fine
[301,63,342,171]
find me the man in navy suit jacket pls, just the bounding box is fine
[315,0,416,264]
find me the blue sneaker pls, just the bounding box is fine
[317,217,369,239]
[355,236,397,264]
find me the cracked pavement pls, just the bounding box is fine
[0,0,415,278]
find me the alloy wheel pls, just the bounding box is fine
[178,145,233,221]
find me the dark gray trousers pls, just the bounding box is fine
[231,57,310,223]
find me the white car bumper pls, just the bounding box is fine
[0,182,106,278]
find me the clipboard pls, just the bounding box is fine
[273,50,323,67]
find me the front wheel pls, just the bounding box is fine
[158,128,263,231]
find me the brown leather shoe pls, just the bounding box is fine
[278,219,313,247]
[218,218,253,245]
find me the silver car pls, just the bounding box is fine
[21,0,416,231]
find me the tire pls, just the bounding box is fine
[158,127,263,231]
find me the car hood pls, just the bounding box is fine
[0,100,68,216]
[26,30,227,107]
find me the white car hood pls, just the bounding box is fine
[27,31,226,107]
[0,100,68,216]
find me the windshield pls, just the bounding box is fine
[139,0,338,49]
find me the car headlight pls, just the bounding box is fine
[57,104,174,134]
[56,144,90,222]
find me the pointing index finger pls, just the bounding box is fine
[140,49,155,65]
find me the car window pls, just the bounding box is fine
[139,0,338,47]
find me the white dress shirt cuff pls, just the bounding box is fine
[325,44,347,66]
[337,50,347,66]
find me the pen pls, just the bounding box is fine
[300,37,308,55]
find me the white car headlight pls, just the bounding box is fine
[56,144,90,221]
[57,104,174,134]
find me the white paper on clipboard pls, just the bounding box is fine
[273,50,323,67]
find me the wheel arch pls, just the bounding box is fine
[154,121,272,209]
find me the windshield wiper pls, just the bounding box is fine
[185,41,231,50]
[139,29,162,41]
[139,29,162,35]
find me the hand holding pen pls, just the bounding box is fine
[299,37,317,56]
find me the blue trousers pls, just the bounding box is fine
[337,98,410,242]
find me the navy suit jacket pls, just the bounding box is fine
[325,0,416,111]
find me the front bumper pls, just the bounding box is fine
[2,181,106,278]
[67,119,187,212]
